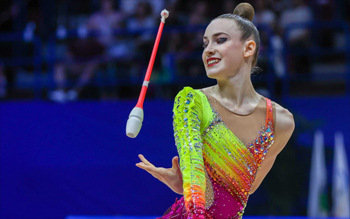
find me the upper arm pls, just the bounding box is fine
[269,103,295,157]
[250,103,295,194]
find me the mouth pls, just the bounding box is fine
[206,58,221,67]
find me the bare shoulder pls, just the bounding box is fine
[268,102,295,155]
[274,102,295,134]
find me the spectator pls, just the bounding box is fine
[279,0,313,78]
[163,1,184,52]
[126,1,156,76]
[182,1,210,77]
[280,0,313,44]
[49,38,105,103]
[188,1,209,26]
[49,0,123,103]
[253,0,277,54]
[164,0,187,26]
[0,63,7,98]
[253,0,284,78]
[120,0,171,18]
[126,1,155,43]
[87,0,128,58]
[222,0,237,14]
[270,0,291,17]
[187,1,210,52]
[313,0,335,48]
[254,0,276,28]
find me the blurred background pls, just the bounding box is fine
[0,0,349,218]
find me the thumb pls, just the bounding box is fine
[172,156,179,168]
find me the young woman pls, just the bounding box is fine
[136,3,294,219]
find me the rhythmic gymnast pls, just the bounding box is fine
[136,3,295,219]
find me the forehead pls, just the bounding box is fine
[204,18,240,39]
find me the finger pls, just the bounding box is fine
[136,162,156,172]
[139,154,152,165]
[136,163,150,171]
[138,154,154,166]
[136,164,163,179]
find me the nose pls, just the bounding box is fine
[204,43,215,57]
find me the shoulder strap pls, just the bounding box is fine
[265,98,274,130]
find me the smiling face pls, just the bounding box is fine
[202,18,254,79]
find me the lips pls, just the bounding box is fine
[206,58,221,67]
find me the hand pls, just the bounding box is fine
[136,154,183,195]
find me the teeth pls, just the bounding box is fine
[208,59,220,65]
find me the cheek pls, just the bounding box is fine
[223,46,242,62]
[222,49,237,63]
[221,52,242,71]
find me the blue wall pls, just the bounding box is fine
[1,97,349,219]
[0,100,179,219]
[287,96,350,148]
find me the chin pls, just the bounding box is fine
[206,71,222,80]
[206,69,236,81]
[206,68,224,78]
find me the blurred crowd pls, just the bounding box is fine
[0,0,349,101]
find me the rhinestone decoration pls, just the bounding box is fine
[160,87,275,219]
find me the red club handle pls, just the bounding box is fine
[136,20,165,109]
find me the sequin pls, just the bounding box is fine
[160,87,275,219]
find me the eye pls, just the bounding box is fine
[202,42,208,48]
[217,38,227,44]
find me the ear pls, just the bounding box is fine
[243,40,256,58]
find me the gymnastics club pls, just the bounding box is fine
[126,9,169,138]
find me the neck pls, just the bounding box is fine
[214,66,260,108]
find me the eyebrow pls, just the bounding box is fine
[203,32,229,39]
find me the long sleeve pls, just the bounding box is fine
[172,87,206,218]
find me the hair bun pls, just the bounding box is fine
[233,3,255,22]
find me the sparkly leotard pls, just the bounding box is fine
[159,87,275,219]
